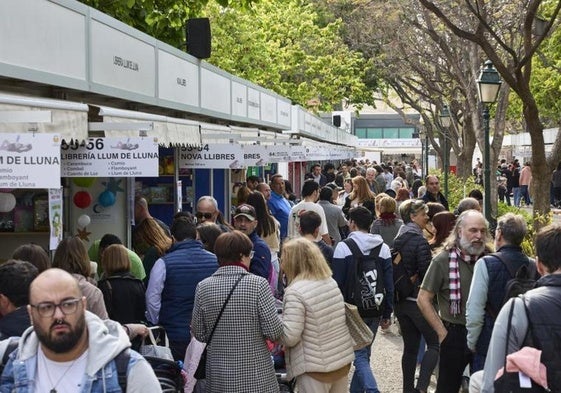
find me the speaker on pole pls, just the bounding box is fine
[186,18,211,59]
[332,115,341,127]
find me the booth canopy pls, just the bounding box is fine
[93,105,202,147]
[0,93,89,141]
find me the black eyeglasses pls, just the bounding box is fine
[196,212,213,220]
[30,298,82,318]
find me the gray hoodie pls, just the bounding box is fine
[2,311,162,392]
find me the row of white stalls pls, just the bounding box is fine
[0,0,357,259]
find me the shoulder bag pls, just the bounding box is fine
[194,274,245,380]
[344,302,374,351]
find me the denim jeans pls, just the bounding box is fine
[350,317,381,393]
[513,187,521,207]
[520,185,531,205]
[396,300,440,393]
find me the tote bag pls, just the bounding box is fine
[345,302,374,351]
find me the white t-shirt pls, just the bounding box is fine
[287,201,329,240]
[35,346,88,393]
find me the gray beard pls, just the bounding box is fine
[459,236,485,256]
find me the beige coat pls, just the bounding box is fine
[282,277,354,379]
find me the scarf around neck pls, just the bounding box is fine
[448,247,480,317]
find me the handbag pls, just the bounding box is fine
[344,302,374,351]
[194,274,245,380]
[139,326,174,361]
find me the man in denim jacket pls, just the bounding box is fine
[0,268,161,393]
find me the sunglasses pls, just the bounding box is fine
[196,212,213,220]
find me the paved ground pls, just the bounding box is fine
[367,322,438,393]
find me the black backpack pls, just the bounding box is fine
[485,252,537,318]
[342,238,385,318]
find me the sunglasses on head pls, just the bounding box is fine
[196,212,213,220]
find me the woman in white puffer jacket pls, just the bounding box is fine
[281,237,355,393]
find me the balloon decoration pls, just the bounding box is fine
[73,191,92,209]
[72,178,96,188]
[0,193,16,213]
[77,214,91,229]
[98,190,116,207]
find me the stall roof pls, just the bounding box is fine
[0,92,88,141]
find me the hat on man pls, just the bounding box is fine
[234,204,256,221]
[325,182,342,191]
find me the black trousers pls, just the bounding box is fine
[435,322,472,393]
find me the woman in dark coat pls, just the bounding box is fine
[393,199,439,393]
[98,244,146,324]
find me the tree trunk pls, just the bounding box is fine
[524,101,550,231]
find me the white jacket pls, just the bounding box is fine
[282,278,354,379]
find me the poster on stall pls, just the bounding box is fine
[0,133,61,189]
[48,188,63,250]
[178,143,244,169]
[61,137,159,177]
[176,180,182,212]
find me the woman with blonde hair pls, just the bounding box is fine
[282,237,354,393]
[370,195,403,248]
[133,217,172,283]
[342,176,376,218]
[53,236,108,319]
[98,244,146,325]
[246,191,281,294]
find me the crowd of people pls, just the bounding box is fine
[1,158,561,393]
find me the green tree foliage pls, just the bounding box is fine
[80,0,256,48]
[203,0,374,111]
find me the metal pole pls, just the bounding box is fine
[444,130,449,199]
[483,105,491,222]
[424,135,429,178]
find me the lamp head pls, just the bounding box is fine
[477,60,502,104]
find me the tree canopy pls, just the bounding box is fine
[203,0,374,111]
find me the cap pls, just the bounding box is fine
[234,204,256,221]
[325,182,342,191]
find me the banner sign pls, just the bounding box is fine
[178,143,244,169]
[0,133,61,188]
[242,145,269,166]
[267,145,291,162]
[290,146,307,162]
[61,137,159,177]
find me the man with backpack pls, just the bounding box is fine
[471,223,561,392]
[466,213,537,372]
[0,268,161,392]
[332,206,394,393]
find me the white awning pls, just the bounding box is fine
[93,106,202,147]
[0,93,88,141]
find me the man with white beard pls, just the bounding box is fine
[417,210,490,393]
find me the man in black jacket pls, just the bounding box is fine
[0,260,38,339]
[422,175,449,211]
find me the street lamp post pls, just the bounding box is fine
[440,105,451,200]
[476,60,502,223]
